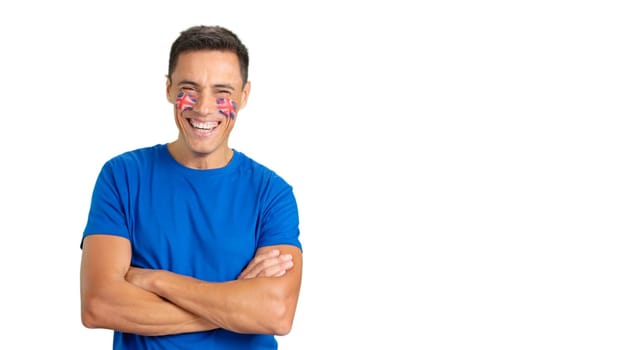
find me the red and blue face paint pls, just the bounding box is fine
[176,92,197,111]
[176,92,237,118]
[217,98,237,119]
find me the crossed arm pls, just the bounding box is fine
[80,234,302,336]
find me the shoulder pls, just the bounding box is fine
[96,144,165,182]
[104,144,164,169]
[234,150,292,190]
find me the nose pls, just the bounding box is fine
[192,94,216,115]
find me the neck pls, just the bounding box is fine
[167,142,233,170]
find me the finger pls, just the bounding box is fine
[248,249,280,268]
[239,254,293,279]
[239,256,281,279]
[238,250,282,279]
[242,257,294,279]
[257,259,294,278]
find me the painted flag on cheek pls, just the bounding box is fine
[217,98,237,119]
[176,92,197,111]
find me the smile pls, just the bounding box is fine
[189,119,220,134]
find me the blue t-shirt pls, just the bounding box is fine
[82,144,301,349]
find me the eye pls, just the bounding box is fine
[182,86,197,92]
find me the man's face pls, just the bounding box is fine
[167,50,250,158]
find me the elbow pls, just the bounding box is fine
[267,292,297,336]
[81,293,108,329]
[272,320,293,337]
[81,311,95,329]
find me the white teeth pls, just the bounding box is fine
[190,120,218,130]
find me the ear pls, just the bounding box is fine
[237,80,251,110]
[165,75,174,104]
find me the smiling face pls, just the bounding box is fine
[166,50,250,169]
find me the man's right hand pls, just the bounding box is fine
[237,248,294,280]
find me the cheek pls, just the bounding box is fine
[216,98,238,119]
[176,92,197,111]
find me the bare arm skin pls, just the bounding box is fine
[81,235,298,336]
[237,248,294,280]
[80,234,218,336]
[126,245,303,336]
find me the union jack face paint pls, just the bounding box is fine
[176,93,237,118]
[217,98,237,119]
[176,92,197,111]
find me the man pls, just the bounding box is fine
[80,25,303,349]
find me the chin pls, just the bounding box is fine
[189,143,218,156]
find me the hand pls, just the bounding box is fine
[126,266,159,291]
[237,249,293,280]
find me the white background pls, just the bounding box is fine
[1,1,621,349]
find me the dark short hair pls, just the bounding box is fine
[168,25,249,85]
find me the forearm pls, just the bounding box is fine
[147,272,297,335]
[81,278,218,336]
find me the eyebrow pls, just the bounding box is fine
[177,80,200,87]
[177,81,235,91]
[213,84,235,91]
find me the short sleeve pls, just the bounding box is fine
[257,176,302,251]
[81,160,130,248]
